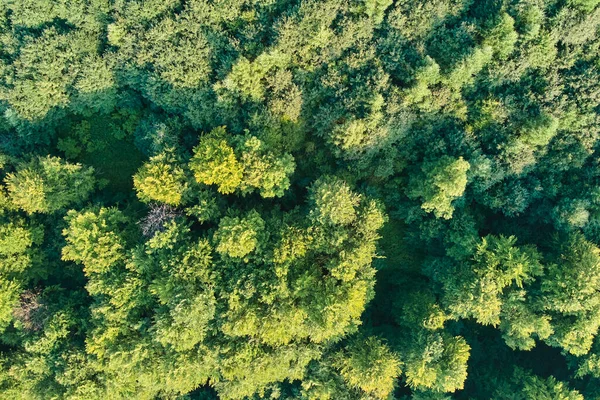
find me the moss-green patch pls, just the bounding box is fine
[376,219,422,274]
[81,137,145,196]
[56,112,146,196]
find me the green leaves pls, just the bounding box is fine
[214,210,266,259]
[408,156,470,219]
[541,234,600,355]
[136,14,212,89]
[500,290,553,351]
[364,0,393,25]
[494,369,584,400]
[237,135,295,198]
[333,336,402,398]
[444,235,543,326]
[190,128,295,198]
[309,176,361,226]
[403,333,470,393]
[134,150,188,205]
[0,220,43,277]
[62,208,129,275]
[153,292,216,351]
[0,278,20,333]
[542,233,600,315]
[482,13,518,60]
[5,156,95,214]
[220,51,291,101]
[1,0,600,397]
[190,129,244,195]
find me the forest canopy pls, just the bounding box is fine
[0,0,600,398]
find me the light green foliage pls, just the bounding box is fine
[542,234,600,314]
[0,220,38,256]
[523,30,558,70]
[134,12,212,88]
[300,361,354,400]
[237,135,295,198]
[395,290,448,331]
[515,3,544,40]
[387,0,464,42]
[147,223,216,351]
[6,0,109,31]
[0,278,20,332]
[409,393,453,400]
[542,234,600,355]
[214,210,265,259]
[403,57,442,107]
[79,220,217,398]
[309,176,361,226]
[1,0,600,397]
[568,0,600,12]
[0,218,45,336]
[191,130,295,198]
[329,94,406,162]
[502,112,559,174]
[575,338,600,378]
[153,292,216,351]
[215,343,320,400]
[499,291,553,351]
[220,51,291,101]
[190,128,243,194]
[408,156,470,219]
[364,0,393,25]
[5,156,95,214]
[23,310,72,354]
[145,222,214,300]
[0,223,32,256]
[520,376,584,400]
[495,370,584,400]
[404,333,470,393]
[444,235,543,326]
[220,186,384,349]
[3,28,102,121]
[134,150,188,205]
[577,354,600,378]
[443,46,493,91]
[62,208,129,275]
[0,220,44,276]
[58,177,385,399]
[552,199,590,229]
[184,189,222,223]
[273,0,343,68]
[483,13,518,59]
[333,337,402,398]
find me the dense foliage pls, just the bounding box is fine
[0,0,600,398]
